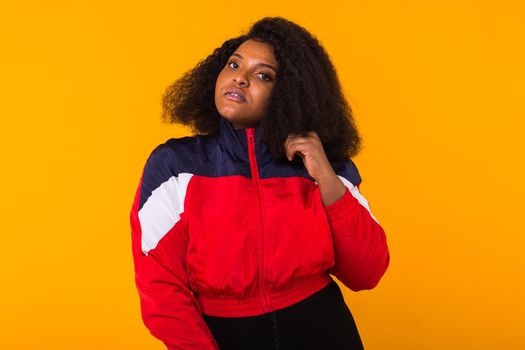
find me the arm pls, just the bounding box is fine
[318,160,390,291]
[130,147,219,350]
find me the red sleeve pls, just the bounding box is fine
[130,155,219,349]
[324,175,390,292]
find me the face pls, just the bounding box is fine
[214,39,278,129]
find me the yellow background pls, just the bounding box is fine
[1,1,523,349]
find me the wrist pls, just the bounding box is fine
[316,171,347,207]
[315,170,339,185]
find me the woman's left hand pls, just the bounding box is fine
[283,132,337,182]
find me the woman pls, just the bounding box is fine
[130,16,390,349]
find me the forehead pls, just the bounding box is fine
[233,39,277,64]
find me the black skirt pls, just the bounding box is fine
[202,280,364,350]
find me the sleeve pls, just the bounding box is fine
[129,146,219,350]
[324,159,390,292]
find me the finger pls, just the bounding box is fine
[287,142,298,161]
[287,142,308,161]
[284,138,292,159]
[285,137,299,159]
[287,140,311,155]
[286,143,294,161]
[285,135,309,160]
[283,134,297,152]
[308,131,320,141]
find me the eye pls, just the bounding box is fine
[258,72,273,82]
[227,61,238,69]
[227,60,273,82]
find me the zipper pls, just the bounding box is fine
[246,128,271,313]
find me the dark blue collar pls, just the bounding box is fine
[216,116,272,163]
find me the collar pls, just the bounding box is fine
[216,116,271,163]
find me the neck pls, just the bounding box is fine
[232,121,260,130]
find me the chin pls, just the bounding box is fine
[217,105,244,120]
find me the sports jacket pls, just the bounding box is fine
[129,116,390,349]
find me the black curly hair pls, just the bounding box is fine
[161,16,362,162]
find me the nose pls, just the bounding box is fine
[233,72,248,87]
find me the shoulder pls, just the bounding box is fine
[143,136,207,176]
[331,158,362,187]
[138,136,207,206]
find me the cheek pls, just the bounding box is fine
[214,76,223,108]
[253,88,272,108]
[214,72,225,95]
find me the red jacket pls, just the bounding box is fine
[130,117,390,349]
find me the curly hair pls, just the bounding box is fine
[161,16,362,162]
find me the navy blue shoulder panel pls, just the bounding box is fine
[258,156,316,181]
[138,135,362,211]
[196,136,253,179]
[138,137,207,211]
[331,159,362,187]
[138,135,254,211]
[258,156,362,186]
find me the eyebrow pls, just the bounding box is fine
[231,53,277,73]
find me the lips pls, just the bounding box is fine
[224,87,246,102]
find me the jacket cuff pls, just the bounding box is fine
[323,186,359,221]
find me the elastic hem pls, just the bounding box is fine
[198,274,334,317]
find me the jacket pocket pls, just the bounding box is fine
[267,182,335,287]
[187,220,259,297]
[307,203,335,268]
[186,222,211,293]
